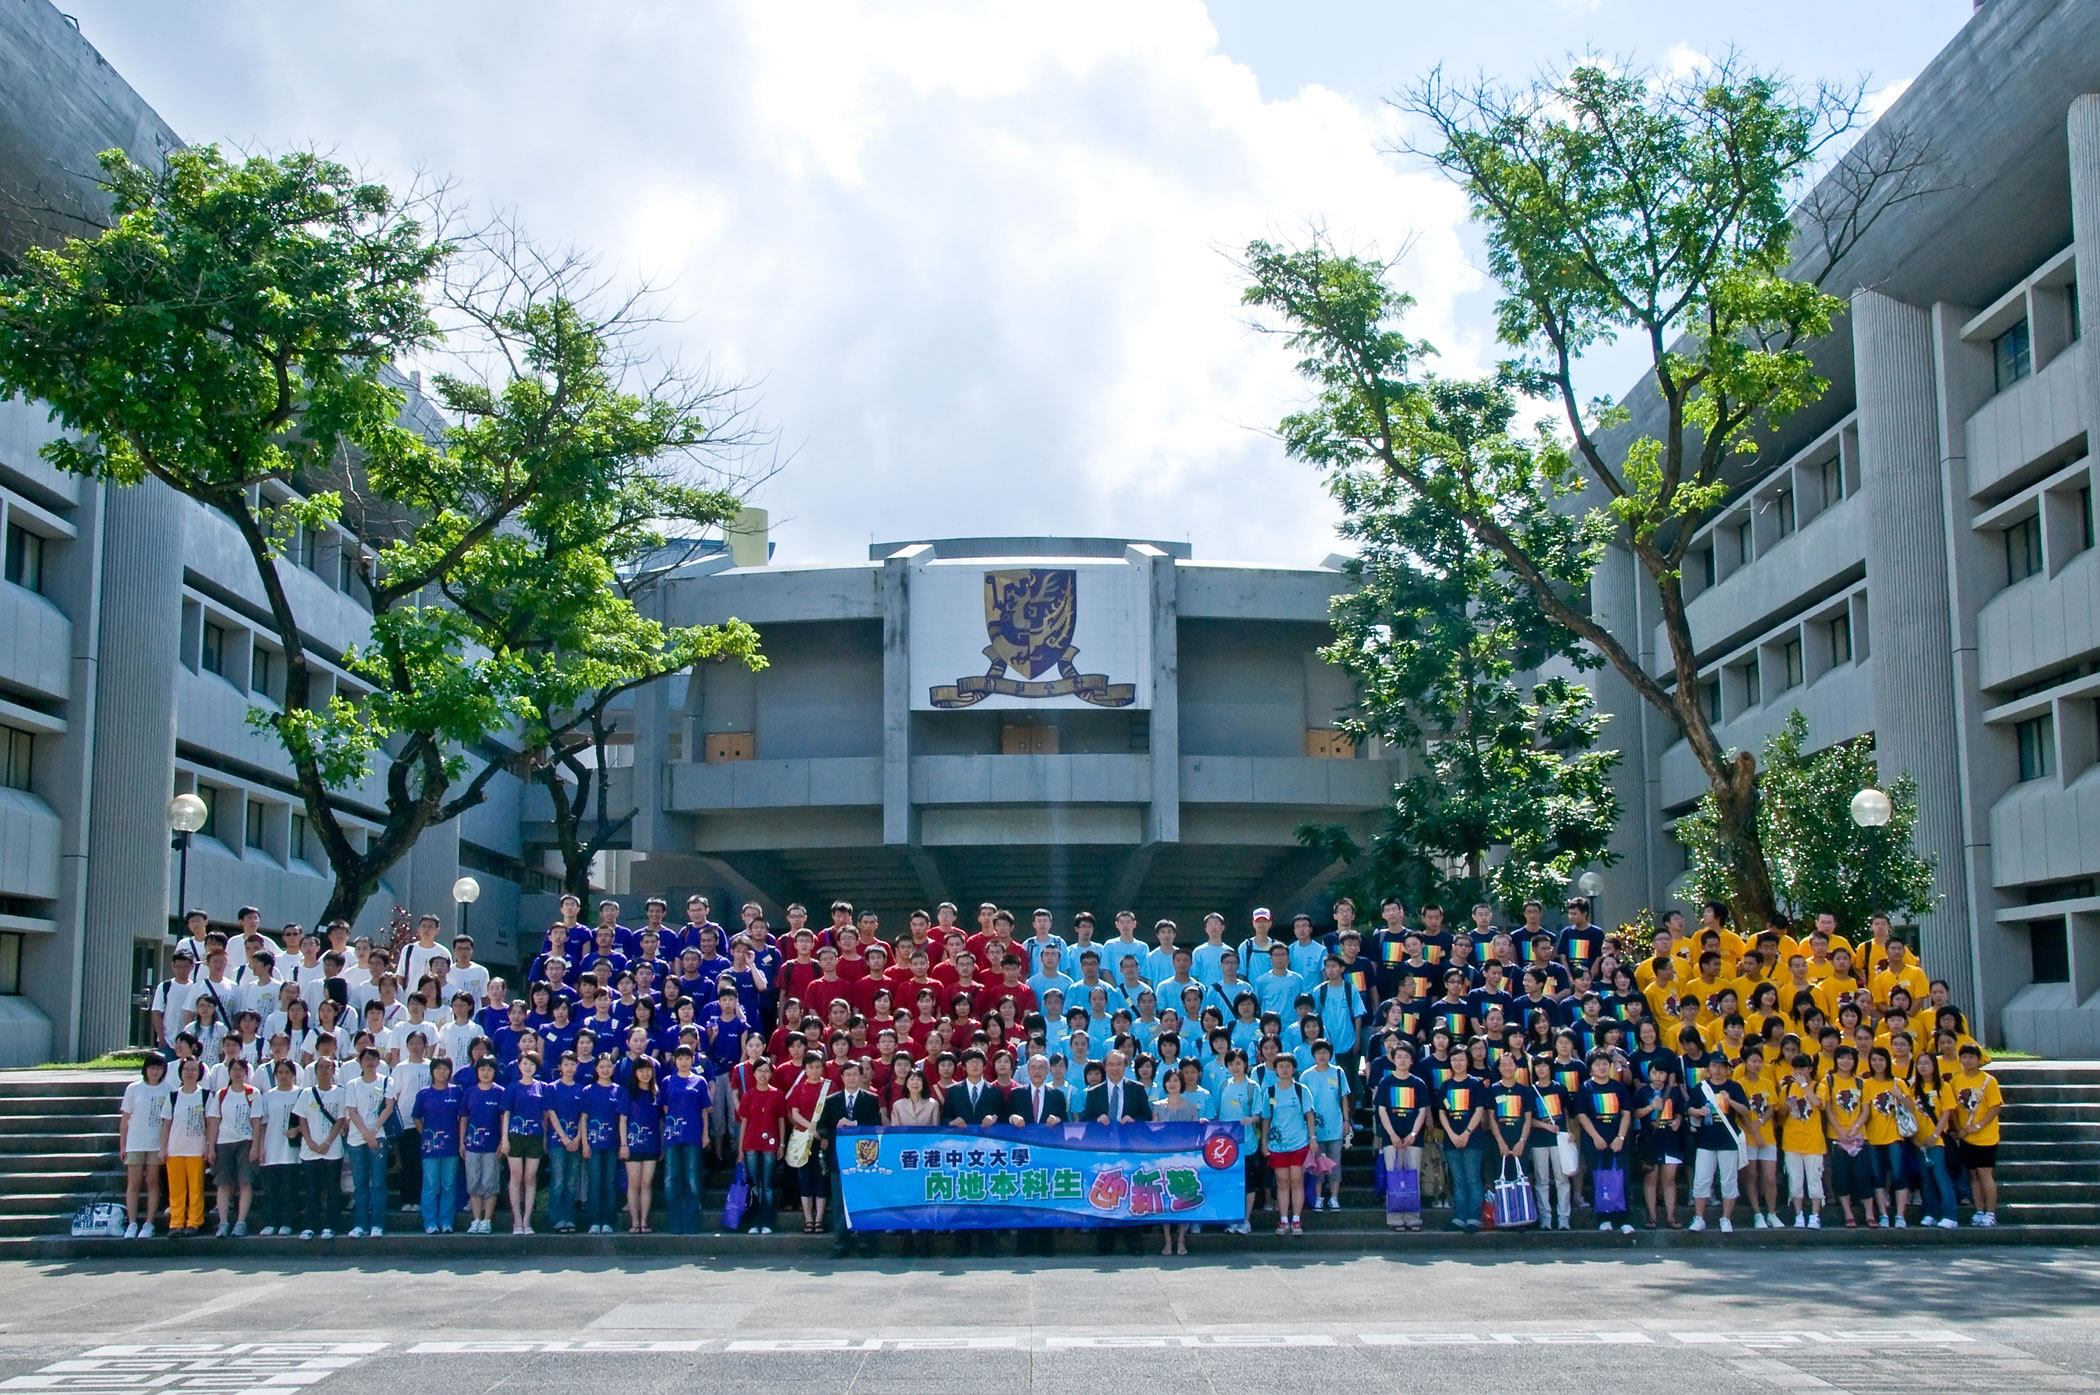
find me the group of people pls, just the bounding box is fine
[117,888,2007,1254]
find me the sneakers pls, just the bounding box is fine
[319,1229,334,1240]
[1687,1217,1707,1232]
[299,1229,315,1241]
[1792,1213,1807,1229]
[1921,1215,1937,1228]
[1619,1223,1635,1235]
[1598,1221,1613,1232]
[760,1226,773,1234]
[215,1222,231,1238]
[1894,1215,1908,1228]
[1808,1213,1822,1229]
[1290,1219,1303,1235]
[519,1225,534,1236]
[1718,1217,1733,1234]
[139,1223,155,1239]
[370,1227,383,1238]
[425,1225,440,1235]
[1875,1215,1891,1228]
[1973,1211,1997,1227]
[1275,1222,1290,1234]
[1752,1213,1768,1229]
[511,1226,526,1236]
[257,1226,275,1237]
[1938,1217,1958,1230]
[123,1223,139,1240]
[232,1222,247,1237]
[349,1227,367,1239]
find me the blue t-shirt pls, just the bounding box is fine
[580,1082,622,1149]
[412,1084,462,1158]
[547,1079,587,1144]
[505,1080,548,1138]
[463,1082,508,1153]
[1253,969,1307,1019]
[1260,1080,1314,1152]
[1216,1075,1261,1124]
[1301,1064,1348,1142]
[661,1072,712,1146]
[619,1085,664,1154]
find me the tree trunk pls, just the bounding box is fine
[1712,749,1779,933]
[321,868,381,930]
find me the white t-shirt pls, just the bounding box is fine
[385,1019,438,1059]
[191,977,238,1025]
[164,1086,210,1158]
[449,963,491,1006]
[120,1080,170,1153]
[243,979,288,1021]
[398,941,449,990]
[293,1084,347,1161]
[436,1019,486,1064]
[392,1058,433,1112]
[152,979,201,1046]
[258,1087,303,1167]
[207,1083,260,1144]
[341,1073,396,1138]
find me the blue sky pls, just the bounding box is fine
[63,0,1977,566]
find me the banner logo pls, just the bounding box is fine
[928,569,1136,708]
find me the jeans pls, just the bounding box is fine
[584,1149,621,1229]
[743,1151,776,1227]
[1917,1144,1957,1218]
[420,1154,460,1231]
[1446,1139,1485,1223]
[300,1157,343,1233]
[546,1145,581,1229]
[260,1164,301,1232]
[393,1129,422,1209]
[664,1144,704,1233]
[347,1143,389,1231]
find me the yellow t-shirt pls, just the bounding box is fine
[1822,1072,1868,1140]
[1801,956,1838,984]
[1870,965,1929,1009]
[1942,1070,2003,1148]
[1731,1064,1779,1148]
[1813,977,1865,1023]
[1642,977,1683,1025]
[1860,1076,1911,1147]
[1777,1076,1827,1153]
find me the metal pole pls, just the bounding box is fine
[461,898,471,942]
[174,831,190,930]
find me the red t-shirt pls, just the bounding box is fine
[783,1073,829,1128]
[805,976,855,1022]
[737,1085,786,1152]
[777,959,823,1006]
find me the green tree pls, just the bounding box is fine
[1294,373,1620,913]
[1676,710,1936,937]
[0,148,762,925]
[1248,57,1936,928]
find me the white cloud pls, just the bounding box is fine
[1866,77,1913,120]
[1663,43,1712,81]
[65,0,1481,566]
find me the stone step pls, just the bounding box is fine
[0,1112,120,1137]
[0,1080,128,1102]
[0,1152,124,1179]
[0,1096,123,1120]
[0,1131,120,1154]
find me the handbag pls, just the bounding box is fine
[1555,1131,1581,1177]
[721,1162,750,1231]
[784,1079,830,1169]
[71,1199,127,1238]
[1386,1164,1421,1213]
[1890,1086,1920,1139]
[1592,1158,1627,1216]
[1489,1157,1538,1229]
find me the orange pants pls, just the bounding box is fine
[166,1154,206,1230]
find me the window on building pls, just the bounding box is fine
[244,799,266,851]
[1775,488,1796,538]
[0,932,19,995]
[201,622,227,676]
[1993,319,2032,393]
[2030,917,2070,985]
[291,812,310,864]
[1782,638,1804,690]
[1701,680,1721,725]
[1734,520,1753,567]
[1742,661,1761,709]
[2083,485,2094,552]
[2017,712,2056,782]
[197,786,221,840]
[251,645,273,697]
[1820,456,1844,507]
[2005,514,2043,584]
[1697,547,1715,589]
[3,523,43,595]
[1829,613,1853,666]
[0,726,30,792]
[2070,280,2083,343]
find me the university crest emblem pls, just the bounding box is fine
[928,569,1136,708]
[854,1137,881,1169]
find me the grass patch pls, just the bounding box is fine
[32,1051,152,1071]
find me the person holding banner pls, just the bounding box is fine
[1085,1051,1153,1254]
[820,1061,882,1258]
[1008,1054,1068,1255]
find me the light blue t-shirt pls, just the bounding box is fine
[1190,941,1235,987]
[1142,947,1181,986]
[1260,1080,1314,1151]
[1253,968,1308,1018]
[1301,1064,1348,1143]
[1313,981,1365,1050]
[1216,1075,1261,1123]
[1287,940,1329,981]
[1098,939,1148,979]
[1027,970,1075,1008]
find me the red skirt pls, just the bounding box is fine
[1268,1145,1310,1169]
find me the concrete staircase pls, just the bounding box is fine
[0,1075,125,1239]
[0,1063,2091,1243]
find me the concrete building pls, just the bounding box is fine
[0,3,534,1064]
[597,537,1396,939]
[1585,0,2100,1052]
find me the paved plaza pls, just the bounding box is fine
[1,1249,2098,1394]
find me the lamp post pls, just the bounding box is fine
[1578,870,1603,931]
[452,875,482,941]
[1851,787,1892,930]
[165,793,209,932]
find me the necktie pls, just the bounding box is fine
[1033,1087,1042,1119]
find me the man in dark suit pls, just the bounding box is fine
[1085,1050,1152,1255]
[942,1049,1002,1126]
[1007,1053,1068,1256]
[820,1061,884,1258]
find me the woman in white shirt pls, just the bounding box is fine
[161,1058,212,1238]
[253,1060,305,1236]
[118,1055,170,1239]
[205,1058,259,1237]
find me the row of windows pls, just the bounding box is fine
[191,782,318,863]
[1992,283,2079,396]
[1697,614,1852,722]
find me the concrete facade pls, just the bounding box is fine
[1586,0,2100,1051]
[0,5,532,1063]
[609,537,1394,941]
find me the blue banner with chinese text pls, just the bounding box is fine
[834,1122,1247,1230]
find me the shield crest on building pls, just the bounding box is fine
[928,567,1136,708]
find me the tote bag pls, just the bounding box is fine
[784,1080,830,1169]
[721,1162,749,1231]
[1592,1158,1628,1215]
[1489,1157,1538,1228]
